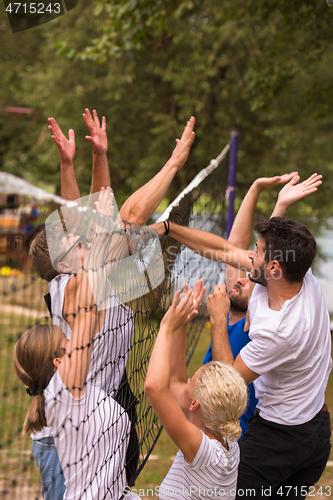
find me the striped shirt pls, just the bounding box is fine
[159,431,239,499]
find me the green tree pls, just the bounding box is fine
[0,0,333,222]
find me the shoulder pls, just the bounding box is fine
[231,317,247,331]
[45,370,68,401]
[248,284,267,315]
[303,268,321,293]
[63,273,83,307]
[45,371,66,425]
[298,268,324,302]
[48,273,73,294]
[250,283,266,303]
[188,432,239,471]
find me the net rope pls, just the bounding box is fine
[0,145,229,499]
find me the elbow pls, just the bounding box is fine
[144,378,156,399]
[144,379,164,404]
[119,202,139,225]
[120,210,144,227]
[144,375,156,396]
[227,237,247,249]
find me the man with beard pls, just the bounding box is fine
[205,216,331,499]
[152,172,330,498]
[203,172,309,437]
[202,174,288,437]
[203,276,255,438]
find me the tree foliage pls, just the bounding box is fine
[0,0,333,224]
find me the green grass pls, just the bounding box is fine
[0,313,36,337]
[0,324,31,456]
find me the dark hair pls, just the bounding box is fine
[29,228,59,282]
[254,217,316,283]
[13,324,64,434]
[28,219,74,282]
[24,224,45,256]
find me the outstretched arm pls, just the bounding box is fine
[169,280,206,399]
[144,287,203,463]
[241,173,322,333]
[150,220,251,271]
[119,117,196,226]
[226,173,297,291]
[271,173,323,218]
[83,108,110,203]
[206,284,259,385]
[85,187,126,275]
[48,117,80,201]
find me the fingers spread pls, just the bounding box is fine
[93,109,100,127]
[288,174,301,186]
[172,290,181,308]
[83,108,94,130]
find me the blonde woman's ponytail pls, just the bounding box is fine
[193,361,248,442]
[218,420,242,442]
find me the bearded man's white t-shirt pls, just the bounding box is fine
[240,269,332,425]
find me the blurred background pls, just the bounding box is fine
[0,1,333,497]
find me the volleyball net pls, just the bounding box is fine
[0,143,230,499]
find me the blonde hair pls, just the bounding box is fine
[13,324,64,434]
[193,361,248,441]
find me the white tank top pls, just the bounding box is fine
[45,370,130,500]
[49,273,134,396]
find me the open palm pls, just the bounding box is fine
[48,117,76,163]
[277,173,322,208]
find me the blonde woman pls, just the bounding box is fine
[142,280,248,500]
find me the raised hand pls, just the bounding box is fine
[161,288,196,333]
[48,117,76,164]
[171,116,196,171]
[253,172,299,193]
[183,280,206,325]
[95,187,114,215]
[276,173,323,210]
[206,283,230,326]
[83,108,108,155]
[94,187,115,235]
